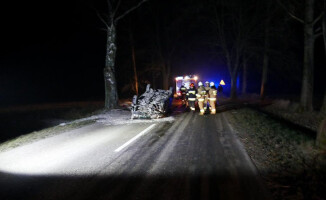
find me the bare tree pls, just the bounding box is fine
[277,0,324,111]
[154,19,174,90]
[258,0,289,100]
[260,17,270,100]
[241,51,256,95]
[97,0,149,109]
[129,31,139,95]
[321,0,326,114]
[241,56,248,95]
[144,1,190,90]
[211,0,259,99]
[322,92,326,114]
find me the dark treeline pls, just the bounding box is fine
[106,0,324,112]
[0,0,324,112]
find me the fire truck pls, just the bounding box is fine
[175,75,198,98]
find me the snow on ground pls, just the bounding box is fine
[72,109,175,126]
[0,109,175,175]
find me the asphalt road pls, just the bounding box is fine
[0,107,270,200]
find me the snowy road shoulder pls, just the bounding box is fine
[70,109,175,126]
[0,109,175,153]
[0,109,174,176]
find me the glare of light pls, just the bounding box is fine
[194,76,198,81]
[114,124,156,152]
[220,80,226,85]
[175,76,183,81]
[0,126,129,175]
[184,76,190,80]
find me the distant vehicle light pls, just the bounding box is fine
[175,74,197,97]
[220,80,226,85]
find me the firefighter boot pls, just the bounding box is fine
[189,100,195,112]
[198,100,205,115]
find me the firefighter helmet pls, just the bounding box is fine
[198,81,203,86]
[205,81,209,86]
[210,82,215,86]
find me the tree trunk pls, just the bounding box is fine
[300,0,315,111]
[242,58,247,95]
[324,0,326,55]
[130,33,138,95]
[230,72,238,100]
[321,8,326,114]
[104,24,118,109]
[152,71,157,89]
[260,19,270,101]
[162,63,171,90]
[321,92,326,114]
[260,55,269,100]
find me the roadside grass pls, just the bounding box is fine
[262,101,325,132]
[227,108,326,200]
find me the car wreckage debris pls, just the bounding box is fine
[131,84,173,119]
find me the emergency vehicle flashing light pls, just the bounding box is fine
[174,75,198,97]
[175,76,183,81]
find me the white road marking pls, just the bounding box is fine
[114,124,156,152]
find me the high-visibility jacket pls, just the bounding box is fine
[196,86,206,102]
[209,87,217,101]
[180,86,187,95]
[204,86,211,95]
[186,87,197,101]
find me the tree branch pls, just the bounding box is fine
[96,10,110,29]
[98,28,108,32]
[315,26,321,33]
[276,0,304,24]
[115,0,148,23]
[107,0,113,17]
[314,32,323,39]
[313,12,325,25]
[112,0,122,17]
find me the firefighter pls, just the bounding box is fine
[180,84,187,105]
[204,81,211,111]
[209,81,217,114]
[196,81,206,115]
[186,83,196,111]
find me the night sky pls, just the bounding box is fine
[0,0,325,106]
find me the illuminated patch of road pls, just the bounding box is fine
[0,124,151,175]
[114,124,156,152]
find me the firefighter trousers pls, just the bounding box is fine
[210,100,216,114]
[198,98,205,114]
[188,100,196,111]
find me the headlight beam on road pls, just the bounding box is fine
[114,124,156,152]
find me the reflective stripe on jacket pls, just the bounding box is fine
[209,87,217,101]
[197,86,206,100]
[180,86,187,94]
[186,87,197,100]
